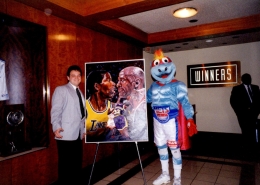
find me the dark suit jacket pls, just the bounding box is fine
[230,83,260,118]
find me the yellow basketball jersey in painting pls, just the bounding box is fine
[85,99,111,132]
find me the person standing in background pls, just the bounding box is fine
[230,73,260,155]
[51,65,86,184]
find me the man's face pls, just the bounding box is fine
[117,69,132,98]
[99,72,115,99]
[67,70,81,87]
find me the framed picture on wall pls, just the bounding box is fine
[85,59,149,143]
[187,61,241,88]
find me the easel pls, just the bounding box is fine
[88,141,147,185]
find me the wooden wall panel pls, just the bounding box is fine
[0,160,12,185]
[106,37,119,61]
[91,32,108,62]
[0,0,143,184]
[0,1,6,14]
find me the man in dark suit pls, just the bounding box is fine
[51,65,86,184]
[230,73,260,151]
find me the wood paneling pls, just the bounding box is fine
[0,160,12,185]
[0,0,143,185]
[14,0,190,45]
[99,19,147,43]
[48,0,144,16]
[148,14,260,45]
[13,0,260,51]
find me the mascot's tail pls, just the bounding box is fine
[178,103,191,150]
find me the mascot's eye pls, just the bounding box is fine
[153,59,160,66]
[162,57,169,63]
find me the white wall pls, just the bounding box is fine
[143,42,260,133]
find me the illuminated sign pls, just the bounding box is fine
[187,61,241,88]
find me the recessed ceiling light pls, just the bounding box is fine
[173,7,197,18]
[189,19,198,23]
[206,39,213,43]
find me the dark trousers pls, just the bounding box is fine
[237,113,258,150]
[56,135,82,185]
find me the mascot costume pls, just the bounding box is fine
[147,49,197,185]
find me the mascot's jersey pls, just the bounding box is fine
[85,99,111,132]
[147,80,194,119]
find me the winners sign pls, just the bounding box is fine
[187,61,241,88]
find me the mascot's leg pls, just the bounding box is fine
[153,119,170,185]
[168,141,182,185]
[153,144,170,185]
[158,144,169,174]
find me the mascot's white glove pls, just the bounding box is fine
[187,119,198,137]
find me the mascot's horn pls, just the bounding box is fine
[154,48,164,60]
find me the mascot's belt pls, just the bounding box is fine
[152,105,178,124]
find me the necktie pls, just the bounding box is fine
[247,85,253,102]
[76,88,85,119]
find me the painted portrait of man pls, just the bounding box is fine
[85,59,148,143]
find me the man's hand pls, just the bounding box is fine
[187,119,197,137]
[82,132,86,139]
[54,128,64,138]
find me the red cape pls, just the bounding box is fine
[178,102,191,150]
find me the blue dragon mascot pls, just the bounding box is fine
[147,49,197,185]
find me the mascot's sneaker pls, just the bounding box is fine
[173,177,181,185]
[153,172,170,185]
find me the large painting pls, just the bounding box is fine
[85,59,148,143]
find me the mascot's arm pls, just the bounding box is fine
[187,119,197,137]
[176,82,193,118]
[176,82,197,137]
[147,85,153,103]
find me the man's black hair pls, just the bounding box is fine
[67,65,82,76]
[86,70,107,97]
[241,73,252,85]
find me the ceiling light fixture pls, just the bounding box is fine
[173,7,197,18]
[206,39,213,43]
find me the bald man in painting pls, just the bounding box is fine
[117,66,148,141]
